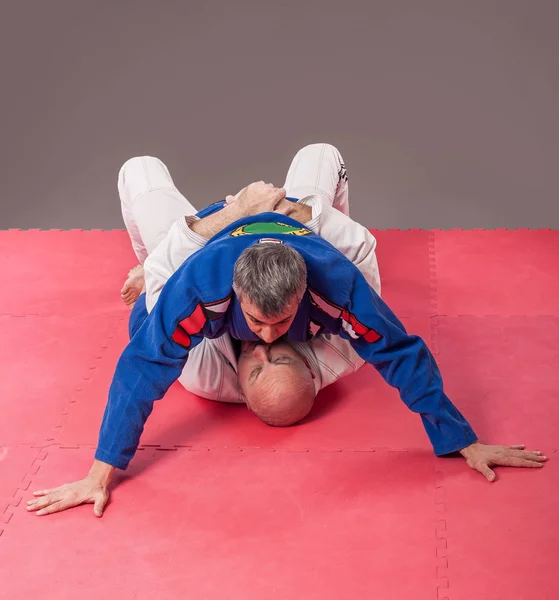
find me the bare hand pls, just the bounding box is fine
[26,476,110,517]
[225,181,286,216]
[459,442,547,482]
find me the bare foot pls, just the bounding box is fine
[121,265,145,307]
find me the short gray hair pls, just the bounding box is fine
[233,243,307,317]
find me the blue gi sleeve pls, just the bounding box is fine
[95,284,204,470]
[128,292,148,339]
[343,273,478,456]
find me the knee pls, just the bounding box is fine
[117,156,168,194]
[118,155,160,179]
[296,142,342,159]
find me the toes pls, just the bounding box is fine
[122,290,140,305]
[121,268,145,306]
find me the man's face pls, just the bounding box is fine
[237,340,312,396]
[239,295,300,343]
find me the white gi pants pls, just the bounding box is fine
[118,143,350,264]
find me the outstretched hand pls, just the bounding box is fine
[459,442,547,482]
[26,476,110,517]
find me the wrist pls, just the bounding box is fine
[459,442,480,457]
[88,459,115,487]
[224,202,247,219]
[188,217,205,236]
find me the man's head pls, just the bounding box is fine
[233,243,307,343]
[237,339,316,426]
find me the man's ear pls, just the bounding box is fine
[237,381,252,409]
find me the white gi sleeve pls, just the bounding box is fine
[299,197,381,297]
[142,214,245,403]
[291,333,365,393]
[177,335,244,403]
[144,216,205,312]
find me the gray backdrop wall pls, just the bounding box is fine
[1,0,557,229]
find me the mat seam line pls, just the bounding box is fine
[430,231,450,599]
[435,464,450,600]
[3,443,435,453]
[0,318,125,540]
[18,442,551,454]
[0,446,50,539]
[47,317,125,444]
[0,311,126,318]
[428,231,440,357]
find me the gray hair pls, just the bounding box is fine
[233,243,307,317]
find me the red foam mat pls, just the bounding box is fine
[435,315,559,449]
[0,314,124,445]
[435,456,559,600]
[433,229,559,316]
[0,230,134,316]
[0,446,439,600]
[371,229,433,316]
[1,228,557,600]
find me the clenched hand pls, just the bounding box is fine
[225,181,287,216]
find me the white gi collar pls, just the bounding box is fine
[286,340,323,396]
[295,194,324,234]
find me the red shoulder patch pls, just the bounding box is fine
[172,304,207,348]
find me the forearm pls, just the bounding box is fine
[189,204,247,239]
[87,459,115,486]
[366,333,477,455]
[97,303,191,469]
[95,354,185,470]
[187,191,310,240]
[346,279,477,454]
